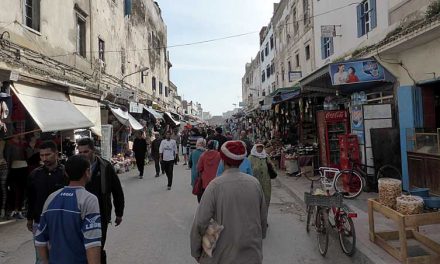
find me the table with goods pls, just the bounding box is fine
[368,178,440,264]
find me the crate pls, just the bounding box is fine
[304,192,343,208]
[368,198,440,263]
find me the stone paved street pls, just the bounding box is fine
[0,162,373,264]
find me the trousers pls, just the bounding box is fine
[135,154,146,176]
[162,160,174,187]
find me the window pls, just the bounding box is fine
[305,45,310,60]
[165,86,168,97]
[98,38,105,62]
[288,61,292,72]
[282,66,285,82]
[266,65,270,78]
[260,52,264,62]
[124,0,132,17]
[261,71,266,82]
[270,35,274,50]
[321,37,334,59]
[295,53,300,67]
[292,7,298,35]
[24,0,40,31]
[152,77,157,93]
[357,0,377,37]
[159,82,163,95]
[76,15,86,57]
[303,0,310,25]
[270,63,275,75]
[265,43,269,56]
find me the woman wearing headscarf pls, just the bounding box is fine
[189,138,206,189]
[248,143,272,210]
[196,140,221,202]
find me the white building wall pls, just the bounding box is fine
[260,25,275,96]
[313,0,390,68]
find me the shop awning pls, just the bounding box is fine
[70,95,102,137]
[109,107,143,130]
[12,83,93,132]
[164,112,180,126]
[272,87,301,104]
[144,106,164,120]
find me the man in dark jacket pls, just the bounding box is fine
[132,131,147,179]
[77,138,125,264]
[27,140,67,264]
[151,132,163,177]
[208,127,228,151]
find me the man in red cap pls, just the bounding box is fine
[190,140,268,264]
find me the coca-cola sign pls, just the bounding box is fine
[325,110,347,121]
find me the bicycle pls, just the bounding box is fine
[333,158,402,198]
[303,171,357,256]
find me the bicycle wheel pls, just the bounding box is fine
[316,207,329,256]
[306,205,314,233]
[376,164,401,180]
[334,170,364,199]
[338,214,356,256]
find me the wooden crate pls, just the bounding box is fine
[368,198,440,264]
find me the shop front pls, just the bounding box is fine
[300,59,397,187]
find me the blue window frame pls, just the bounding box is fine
[357,0,377,37]
[321,37,334,59]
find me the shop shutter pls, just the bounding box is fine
[356,4,363,37]
[370,0,377,29]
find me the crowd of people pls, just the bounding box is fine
[1,121,277,264]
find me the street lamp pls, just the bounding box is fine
[121,66,149,89]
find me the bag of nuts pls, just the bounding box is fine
[378,178,402,209]
[396,195,424,215]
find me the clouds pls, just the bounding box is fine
[158,0,274,115]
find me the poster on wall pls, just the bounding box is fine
[329,59,385,85]
[101,125,113,161]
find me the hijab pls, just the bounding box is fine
[250,144,267,159]
[196,138,206,150]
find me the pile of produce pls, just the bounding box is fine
[378,178,402,209]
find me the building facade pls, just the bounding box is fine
[0,0,170,107]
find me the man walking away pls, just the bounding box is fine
[77,138,125,264]
[132,132,147,179]
[27,140,67,264]
[35,155,101,264]
[181,127,189,166]
[190,141,267,263]
[159,131,177,190]
[151,132,163,177]
[210,127,228,151]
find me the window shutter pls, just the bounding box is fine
[124,0,132,17]
[321,37,326,59]
[356,4,363,37]
[329,37,334,56]
[370,0,377,29]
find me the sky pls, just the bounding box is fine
[158,0,275,116]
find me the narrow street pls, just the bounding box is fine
[0,162,372,264]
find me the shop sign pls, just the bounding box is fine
[114,87,138,101]
[129,102,144,113]
[324,110,347,122]
[289,71,302,82]
[239,102,245,107]
[101,125,113,161]
[321,25,336,38]
[329,59,385,86]
[9,71,19,81]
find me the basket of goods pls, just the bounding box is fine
[378,178,402,209]
[396,195,424,215]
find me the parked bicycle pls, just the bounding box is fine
[303,169,357,256]
[333,157,402,198]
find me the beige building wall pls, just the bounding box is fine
[0,0,169,104]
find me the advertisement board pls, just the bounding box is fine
[329,59,385,85]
